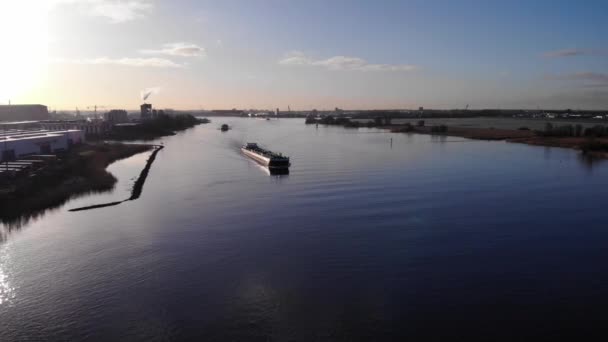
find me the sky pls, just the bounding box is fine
[0,0,607,111]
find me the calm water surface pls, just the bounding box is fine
[2,118,608,340]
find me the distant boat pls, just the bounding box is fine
[220,124,229,132]
[241,143,290,170]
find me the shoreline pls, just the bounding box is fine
[1,114,206,226]
[306,116,608,157]
[383,124,608,158]
[0,143,154,226]
[68,144,164,212]
[99,115,208,141]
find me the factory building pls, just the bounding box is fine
[39,121,111,138]
[0,129,85,161]
[211,109,245,116]
[141,103,153,120]
[140,104,167,120]
[0,105,50,122]
[105,109,129,124]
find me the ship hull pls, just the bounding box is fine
[242,148,271,166]
[241,148,290,170]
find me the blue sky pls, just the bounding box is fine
[1,0,607,110]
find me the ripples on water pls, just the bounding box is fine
[0,242,16,310]
[2,118,608,340]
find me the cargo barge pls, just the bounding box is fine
[241,143,290,170]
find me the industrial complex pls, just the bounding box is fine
[0,101,165,167]
[0,104,50,122]
[1,129,85,160]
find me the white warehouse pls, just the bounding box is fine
[0,129,85,161]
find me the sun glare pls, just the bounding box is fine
[0,1,49,103]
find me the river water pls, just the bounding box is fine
[2,118,608,340]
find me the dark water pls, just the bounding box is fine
[2,118,608,341]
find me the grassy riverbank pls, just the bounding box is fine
[308,115,608,157]
[103,114,209,141]
[0,143,153,225]
[387,123,608,156]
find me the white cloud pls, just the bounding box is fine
[140,42,206,57]
[543,49,587,58]
[57,57,183,68]
[543,48,607,58]
[545,72,608,88]
[279,51,417,72]
[546,72,608,83]
[54,0,153,23]
[278,51,314,66]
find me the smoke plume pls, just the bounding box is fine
[141,87,161,101]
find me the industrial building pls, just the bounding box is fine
[140,104,167,120]
[105,109,129,124]
[141,103,153,120]
[0,129,85,161]
[0,105,50,122]
[39,121,111,138]
[211,109,245,116]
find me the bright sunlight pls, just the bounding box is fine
[0,1,49,103]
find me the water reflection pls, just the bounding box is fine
[578,153,607,171]
[430,134,448,144]
[245,156,291,177]
[539,145,606,171]
[0,148,154,241]
[543,146,552,160]
[268,168,290,177]
[67,146,163,212]
[3,119,608,340]
[0,188,113,238]
[0,253,15,305]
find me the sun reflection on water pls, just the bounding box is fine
[0,254,15,306]
[0,226,7,243]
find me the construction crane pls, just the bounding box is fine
[86,105,107,120]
